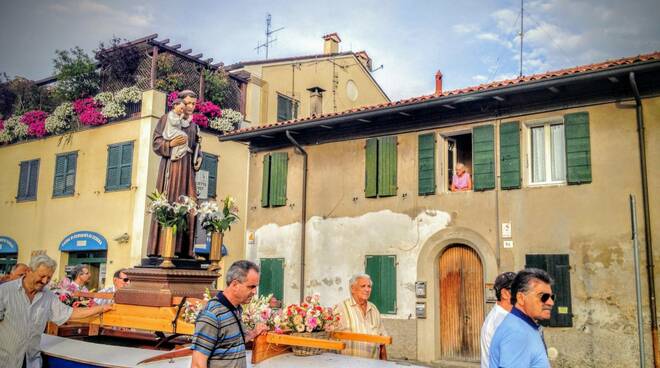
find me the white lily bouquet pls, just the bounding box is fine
[198,196,239,233]
[147,190,197,233]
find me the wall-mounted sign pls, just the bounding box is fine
[503,240,514,248]
[415,281,427,298]
[195,170,209,200]
[415,302,426,319]
[0,236,18,254]
[502,223,512,238]
[59,231,108,252]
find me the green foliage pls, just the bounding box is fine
[53,46,100,100]
[204,69,232,107]
[155,54,184,92]
[96,37,142,87]
[0,73,16,118]
[0,76,58,117]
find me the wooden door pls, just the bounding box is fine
[439,245,484,361]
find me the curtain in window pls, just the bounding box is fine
[531,126,546,182]
[550,124,566,181]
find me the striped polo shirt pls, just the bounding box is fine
[191,291,247,368]
[335,297,387,359]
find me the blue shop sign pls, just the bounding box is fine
[59,231,108,252]
[193,233,228,256]
[0,236,18,254]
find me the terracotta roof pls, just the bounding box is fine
[223,50,660,137]
[226,51,356,70]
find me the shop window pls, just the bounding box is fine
[365,255,397,314]
[17,159,40,201]
[261,152,288,207]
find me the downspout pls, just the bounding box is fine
[286,130,308,303]
[629,72,659,368]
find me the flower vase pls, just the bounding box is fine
[209,231,223,272]
[159,226,176,268]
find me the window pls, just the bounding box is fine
[365,255,397,314]
[17,159,39,201]
[365,136,397,198]
[105,142,133,191]
[525,254,573,327]
[261,152,288,207]
[277,94,298,122]
[445,132,473,191]
[418,133,436,195]
[529,121,566,184]
[200,153,218,198]
[53,152,78,197]
[259,258,284,302]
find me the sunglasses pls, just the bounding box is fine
[540,293,556,303]
[119,278,130,282]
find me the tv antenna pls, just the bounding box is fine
[255,13,284,59]
[519,0,524,77]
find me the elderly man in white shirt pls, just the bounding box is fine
[0,254,112,368]
[480,271,516,368]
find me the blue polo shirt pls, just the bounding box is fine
[488,307,549,368]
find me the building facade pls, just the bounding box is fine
[222,52,660,367]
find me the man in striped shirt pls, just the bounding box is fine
[191,260,267,368]
[335,274,388,359]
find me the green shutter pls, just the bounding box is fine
[105,146,121,190]
[261,154,271,207]
[564,112,591,184]
[378,136,397,197]
[418,134,436,195]
[119,142,133,187]
[53,155,67,196]
[269,152,288,206]
[17,161,30,199]
[365,138,378,198]
[525,254,573,327]
[472,125,495,191]
[499,121,521,189]
[365,255,397,314]
[202,153,218,198]
[65,153,77,194]
[259,258,284,301]
[28,160,39,199]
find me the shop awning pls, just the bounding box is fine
[0,236,18,254]
[59,231,108,252]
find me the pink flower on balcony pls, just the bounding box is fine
[195,101,222,118]
[73,98,99,115]
[21,110,48,137]
[192,113,208,128]
[167,91,179,108]
[73,97,107,126]
[0,118,4,131]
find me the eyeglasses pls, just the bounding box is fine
[120,278,130,282]
[540,293,556,303]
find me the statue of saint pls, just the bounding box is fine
[147,90,202,259]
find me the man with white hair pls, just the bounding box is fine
[335,273,388,359]
[0,254,112,368]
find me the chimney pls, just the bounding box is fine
[355,51,373,71]
[307,86,325,116]
[435,70,443,95]
[322,33,341,55]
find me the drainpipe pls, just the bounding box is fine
[286,130,308,303]
[629,72,659,368]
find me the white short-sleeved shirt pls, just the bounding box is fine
[0,277,73,368]
[480,303,509,368]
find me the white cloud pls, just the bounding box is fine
[452,24,479,34]
[472,74,488,83]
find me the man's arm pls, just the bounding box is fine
[244,323,268,342]
[68,304,113,321]
[191,350,208,368]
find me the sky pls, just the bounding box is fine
[0,0,658,101]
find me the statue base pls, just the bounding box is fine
[115,267,219,307]
[140,256,209,270]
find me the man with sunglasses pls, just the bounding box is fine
[94,269,129,305]
[481,271,516,368]
[489,268,555,368]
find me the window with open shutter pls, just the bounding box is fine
[17,159,39,201]
[105,142,133,191]
[259,258,284,301]
[277,94,298,122]
[201,153,218,198]
[418,133,436,195]
[500,121,521,189]
[53,152,77,197]
[525,254,573,327]
[261,152,288,207]
[365,255,397,314]
[472,125,495,191]
[564,112,592,184]
[365,136,398,198]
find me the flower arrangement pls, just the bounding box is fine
[73,97,106,126]
[7,116,28,139]
[198,196,239,233]
[181,288,212,324]
[275,294,341,333]
[209,108,244,132]
[147,190,197,233]
[45,102,76,134]
[242,293,278,330]
[115,86,142,104]
[48,278,97,308]
[21,110,48,138]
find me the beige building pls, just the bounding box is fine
[221,52,660,367]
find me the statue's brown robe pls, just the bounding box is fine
[147,114,199,258]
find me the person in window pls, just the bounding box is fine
[451,162,472,191]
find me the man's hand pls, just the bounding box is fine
[246,323,268,342]
[169,135,187,147]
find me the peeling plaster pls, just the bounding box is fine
[252,209,451,317]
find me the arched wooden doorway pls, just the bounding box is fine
[439,244,484,361]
